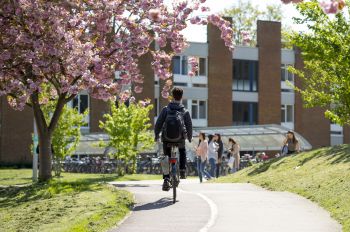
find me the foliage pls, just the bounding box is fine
[42,99,87,177]
[0,0,234,180]
[222,0,282,46]
[281,0,346,15]
[288,0,350,125]
[215,144,350,231]
[99,100,154,175]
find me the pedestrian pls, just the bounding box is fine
[208,134,218,178]
[215,133,223,178]
[195,132,212,182]
[228,138,240,173]
[282,130,300,155]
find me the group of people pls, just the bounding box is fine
[195,133,240,182]
[154,86,301,191]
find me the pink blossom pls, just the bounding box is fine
[161,90,169,99]
[149,9,161,22]
[134,86,143,93]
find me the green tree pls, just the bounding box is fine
[288,0,350,125]
[99,100,154,176]
[42,94,87,177]
[222,0,282,46]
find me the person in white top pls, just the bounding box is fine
[228,138,240,173]
[207,134,218,178]
[195,132,212,182]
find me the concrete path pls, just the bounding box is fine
[110,179,342,232]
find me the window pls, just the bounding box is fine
[193,83,207,88]
[71,94,89,127]
[73,94,88,114]
[173,56,181,74]
[199,57,206,76]
[281,64,294,82]
[181,56,188,75]
[182,99,188,109]
[233,60,258,92]
[281,105,294,123]
[171,56,207,76]
[233,102,258,125]
[173,82,187,87]
[191,100,207,119]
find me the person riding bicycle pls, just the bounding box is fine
[154,87,193,191]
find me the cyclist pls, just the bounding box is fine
[155,87,193,191]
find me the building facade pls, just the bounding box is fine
[0,20,347,165]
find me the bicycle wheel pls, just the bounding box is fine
[172,171,177,204]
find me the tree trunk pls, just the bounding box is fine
[32,93,66,182]
[38,132,52,181]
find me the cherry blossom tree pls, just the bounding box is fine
[281,0,346,14]
[0,0,233,181]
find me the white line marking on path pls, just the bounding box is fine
[179,188,218,232]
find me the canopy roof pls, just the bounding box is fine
[74,124,312,156]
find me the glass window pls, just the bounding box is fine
[233,60,258,92]
[281,105,286,122]
[281,64,294,82]
[73,94,88,114]
[193,83,207,88]
[286,105,293,122]
[181,56,188,75]
[281,104,294,123]
[192,100,198,119]
[71,94,89,127]
[173,56,181,75]
[199,101,206,119]
[233,102,258,125]
[79,95,88,114]
[199,58,206,76]
[182,99,188,109]
[173,82,187,87]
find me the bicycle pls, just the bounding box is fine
[169,144,180,204]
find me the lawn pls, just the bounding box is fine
[215,144,350,232]
[0,170,161,232]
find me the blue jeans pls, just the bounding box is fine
[209,158,216,178]
[197,157,212,182]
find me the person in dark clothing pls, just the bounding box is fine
[154,87,193,191]
[215,133,223,178]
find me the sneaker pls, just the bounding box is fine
[162,178,170,191]
[180,170,186,179]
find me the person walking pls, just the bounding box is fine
[282,130,300,155]
[215,133,223,178]
[208,134,218,178]
[228,138,240,173]
[195,132,212,182]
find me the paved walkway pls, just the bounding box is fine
[110,179,342,232]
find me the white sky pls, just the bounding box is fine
[181,0,306,42]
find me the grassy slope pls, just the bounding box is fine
[216,145,350,232]
[0,171,161,232]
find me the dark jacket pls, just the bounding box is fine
[154,102,193,142]
[217,140,224,159]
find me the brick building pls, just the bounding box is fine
[0,20,347,165]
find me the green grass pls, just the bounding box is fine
[215,144,350,232]
[0,170,161,232]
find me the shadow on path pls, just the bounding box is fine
[133,197,173,211]
[114,184,150,188]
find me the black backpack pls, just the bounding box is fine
[163,107,187,143]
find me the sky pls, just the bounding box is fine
[180,0,305,42]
